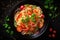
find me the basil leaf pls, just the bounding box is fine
[25,16,29,23]
[21,18,25,23]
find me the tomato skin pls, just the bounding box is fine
[49,28,53,32]
[40,14,45,18]
[16,26,22,32]
[53,30,56,33]
[52,34,56,38]
[20,5,25,10]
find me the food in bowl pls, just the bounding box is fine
[14,4,44,35]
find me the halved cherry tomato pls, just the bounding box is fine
[16,13,22,21]
[40,14,45,18]
[53,30,56,33]
[20,5,25,10]
[16,26,22,32]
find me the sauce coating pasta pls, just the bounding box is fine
[14,4,44,35]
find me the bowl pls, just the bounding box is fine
[4,0,48,39]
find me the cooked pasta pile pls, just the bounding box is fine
[14,4,44,35]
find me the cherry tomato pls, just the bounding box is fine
[16,26,22,32]
[52,34,56,38]
[49,27,53,32]
[40,14,45,18]
[20,5,25,10]
[53,30,56,33]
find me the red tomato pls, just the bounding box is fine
[20,5,25,10]
[52,34,56,38]
[16,26,22,32]
[16,13,22,21]
[49,27,53,32]
[40,14,45,18]
[53,30,56,33]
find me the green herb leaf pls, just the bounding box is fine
[10,31,13,35]
[31,13,36,17]
[44,5,48,9]
[21,18,25,23]
[31,14,36,23]
[6,30,9,33]
[5,16,10,21]
[3,23,8,28]
[25,16,29,23]
[32,5,36,9]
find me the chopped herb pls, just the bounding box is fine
[10,31,13,35]
[22,16,29,23]
[32,5,36,9]
[31,18,36,23]
[5,16,10,21]
[25,4,29,7]
[49,13,52,17]
[49,5,54,10]
[6,30,9,33]
[14,21,17,27]
[31,14,36,23]
[8,26,11,29]
[3,23,8,28]
[44,5,48,9]
[21,18,25,23]
[25,16,29,23]
[54,7,57,11]
[31,13,36,17]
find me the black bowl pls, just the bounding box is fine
[4,0,48,39]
